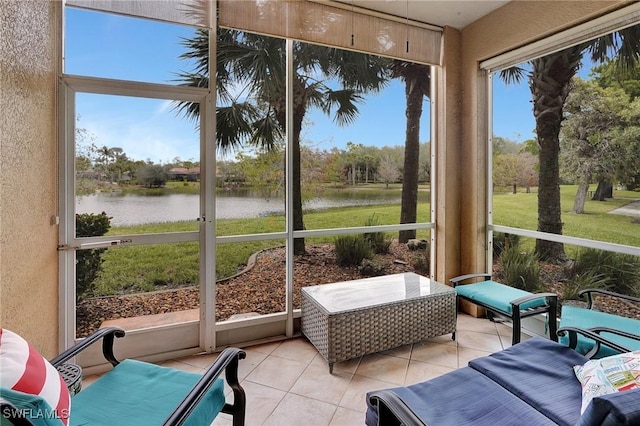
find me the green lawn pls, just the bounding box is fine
[89,185,639,296]
[493,185,640,248]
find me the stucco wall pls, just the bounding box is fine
[1,0,59,357]
[454,1,625,277]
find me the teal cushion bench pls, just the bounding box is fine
[451,273,558,345]
[559,288,640,358]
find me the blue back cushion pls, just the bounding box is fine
[560,305,640,358]
[70,359,225,426]
[456,281,545,313]
[366,366,557,426]
[469,337,588,426]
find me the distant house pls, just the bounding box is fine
[168,167,201,182]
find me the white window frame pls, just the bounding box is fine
[483,2,640,274]
[57,75,213,359]
[59,3,438,366]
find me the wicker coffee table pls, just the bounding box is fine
[301,272,456,373]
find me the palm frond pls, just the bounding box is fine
[177,0,210,28]
[172,86,202,123]
[586,26,640,78]
[177,25,395,155]
[329,50,391,92]
[324,89,364,126]
[390,60,431,97]
[303,81,329,112]
[178,29,209,75]
[499,66,527,84]
[216,102,259,154]
[248,112,284,151]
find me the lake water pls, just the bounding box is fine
[76,190,403,226]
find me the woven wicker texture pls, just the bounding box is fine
[301,279,456,365]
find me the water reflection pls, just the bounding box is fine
[76,189,411,226]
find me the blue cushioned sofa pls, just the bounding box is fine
[366,336,640,426]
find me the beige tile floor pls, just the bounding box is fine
[82,314,519,426]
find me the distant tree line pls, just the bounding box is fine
[76,132,431,193]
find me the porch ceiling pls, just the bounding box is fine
[332,0,510,29]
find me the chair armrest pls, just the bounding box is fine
[510,292,557,308]
[578,288,640,309]
[162,347,246,426]
[589,326,640,342]
[50,327,125,368]
[449,273,492,287]
[557,326,637,358]
[368,390,427,426]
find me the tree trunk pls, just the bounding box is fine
[593,180,613,201]
[351,163,356,185]
[399,81,423,243]
[278,80,307,255]
[572,169,591,214]
[292,110,306,255]
[530,50,581,262]
[572,183,589,214]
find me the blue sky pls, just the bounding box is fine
[65,7,592,164]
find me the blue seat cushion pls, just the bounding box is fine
[366,366,557,426]
[70,359,225,426]
[578,388,640,426]
[456,281,545,313]
[560,305,640,358]
[468,337,588,426]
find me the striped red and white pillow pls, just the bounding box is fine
[0,329,70,425]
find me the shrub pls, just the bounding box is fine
[561,270,611,301]
[499,245,540,292]
[363,213,392,254]
[412,253,430,276]
[137,164,168,188]
[493,232,521,259]
[569,248,640,296]
[76,212,111,301]
[334,234,373,267]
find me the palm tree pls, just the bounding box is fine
[500,26,640,262]
[96,145,118,181]
[175,29,390,254]
[390,61,431,243]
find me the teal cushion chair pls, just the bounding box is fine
[70,359,226,426]
[1,327,246,426]
[559,288,640,358]
[451,273,558,345]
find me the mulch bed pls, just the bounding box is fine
[76,241,640,337]
[76,241,427,337]
[494,263,640,320]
